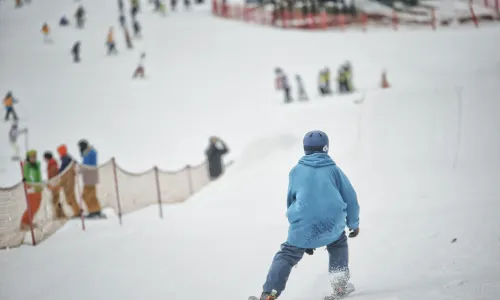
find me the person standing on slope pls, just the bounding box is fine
[57,144,81,218]
[44,151,66,220]
[205,136,229,180]
[78,139,105,218]
[9,122,27,160]
[258,130,360,300]
[20,150,44,231]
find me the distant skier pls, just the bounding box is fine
[124,28,133,49]
[337,62,353,93]
[9,122,27,160]
[256,130,360,300]
[118,0,124,13]
[318,67,332,95]
[171,0,177,11]
[275,68,292,103]
[184,0,190,9]
[75,5,86,28]
[4,91,19,121]
[132,20,142,38]
[295,74,309,101]
[15,0,22,8]
[119,14,126,27]
[41,23,52,43]
[106,27,118,55]
[71,41,81,62]
[132,52,146,78]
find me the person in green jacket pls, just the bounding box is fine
[20,149,44,231]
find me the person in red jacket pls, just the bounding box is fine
[44,151,65,220]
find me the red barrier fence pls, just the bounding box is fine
[212,0,500,30]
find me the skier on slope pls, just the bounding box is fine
[9,122,27,160]
[258,130,360,300]
[132,52,146,78]
[295,74,309,101]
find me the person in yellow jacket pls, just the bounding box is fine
[106,27,118,55]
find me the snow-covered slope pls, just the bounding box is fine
[1,0,500,300]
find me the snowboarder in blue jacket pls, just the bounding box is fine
[260,130,360,300]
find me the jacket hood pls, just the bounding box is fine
[298,153,336,168]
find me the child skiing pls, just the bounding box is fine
[4,91,19,121]
[106,27,118,55]
[132,52,146,78]
[295,74,309,101]
[274,68,292,103]
[9,122,27,160]
[257,130,360,300]
[41,23,52,43]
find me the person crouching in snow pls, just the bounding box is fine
[20,150,44,231]
[9,122,27,160]
[4,91,19,121]
[106,27,118,55]
[44,151,65,220]
[133,52,146,78]
[78,139,105,219]
[295,74,309,101]
[41,23,52,43]
[258,130,360,300]
[57,144,81,218]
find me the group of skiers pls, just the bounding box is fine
[274,62,355,103]
[18,139,106,232]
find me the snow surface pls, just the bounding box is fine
[1,0,500,299]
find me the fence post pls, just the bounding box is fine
[154,166,163,219]
[74,163,86,231]
[186,165,194,195]
[19,161,36,246]
[111,158,123,225]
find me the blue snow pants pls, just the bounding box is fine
[263,232,349,297]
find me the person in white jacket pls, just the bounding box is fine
[133,52,146,78]
[9,122,28,160]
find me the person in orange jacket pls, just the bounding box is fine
[4,91,19,121]
[20,150,44,231]
[106,27,117,55]
[41,23,52,43]
[44,151,65,220]
[57,144,81,217]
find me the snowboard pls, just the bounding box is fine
[248,283,355,300]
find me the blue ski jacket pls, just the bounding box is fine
[286,153,360,249]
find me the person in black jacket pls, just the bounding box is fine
[205,136,229,180]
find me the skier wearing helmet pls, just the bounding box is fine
[257,130,360,300]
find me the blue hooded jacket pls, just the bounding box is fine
[82,147,97,166]
[286,153,360,249]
